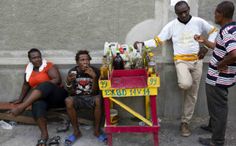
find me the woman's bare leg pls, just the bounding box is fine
[10,89,42,116]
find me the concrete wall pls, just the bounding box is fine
[0,0,236,120]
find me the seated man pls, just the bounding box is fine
[64,50,105,145]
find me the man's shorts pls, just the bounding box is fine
[72,95,99,110]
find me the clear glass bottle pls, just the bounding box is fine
[100,56,109,80]
[135,50,143,69]
[148,52,156,75]
[106,46,113,73]
[123,47,131,69]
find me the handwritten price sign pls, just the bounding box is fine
[102,88,157,97]
[99,80,111,89]
[148,77,160,87]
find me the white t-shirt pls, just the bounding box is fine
[144,16,217,55]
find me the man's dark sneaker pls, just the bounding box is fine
[199,137,215,146]
[180,122,191,137]
[200,124,212,132]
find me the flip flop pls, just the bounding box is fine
[36,139,47,146]
[48,136,60,145]
[56,120,70,133]
[97,133,107,142]
[64,134,77,146]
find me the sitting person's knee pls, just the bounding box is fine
[35,82,55,96]
[65,97,74,108]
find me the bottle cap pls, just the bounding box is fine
[149,52,154,57]
[116,49,120,53]
[148,61,155,66]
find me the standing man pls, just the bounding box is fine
[134,1,217,137]
[195,1,236,146]
[64,50,105,146]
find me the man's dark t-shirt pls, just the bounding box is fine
[68,66,100,96]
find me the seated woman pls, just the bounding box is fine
[9,48,68,146]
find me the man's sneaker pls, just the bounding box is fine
[180,122,191,137]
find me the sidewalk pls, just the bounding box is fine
[0,117,235,146]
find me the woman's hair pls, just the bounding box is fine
[28,48,41,59]
[75,50,91,61]
[216,1,235,19]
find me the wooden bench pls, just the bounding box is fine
[0,102,36,124]
[0,102,93,132]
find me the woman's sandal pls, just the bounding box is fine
[48,136,61,146]
[36,139,47,146]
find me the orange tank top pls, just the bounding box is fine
[28,62,53,88]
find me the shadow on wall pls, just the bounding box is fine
[124,0,201,46]
[125,19,162,45]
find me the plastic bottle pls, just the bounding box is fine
[148,52,156,75]
[113,49,124,70]
[100,56,109,80]
[0,120,13,130]
[123,47,131,69]
[135,50,143,69]
[136,42,143,54]
[107,45,113,72]
[142,50,148,69]
[145,48,151,67]
[129,46,135,69]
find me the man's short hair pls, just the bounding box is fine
[175,0,189,10]
[75,50,91,61]
[28,48,41,59]
[216,1,235,19]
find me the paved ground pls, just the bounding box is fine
[0,116,235,146]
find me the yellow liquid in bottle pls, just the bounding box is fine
[100,56,109,80]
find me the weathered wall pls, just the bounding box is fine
[0,0,154,52]
[0,0,236,120]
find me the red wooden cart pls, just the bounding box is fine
[99,68,160,146]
